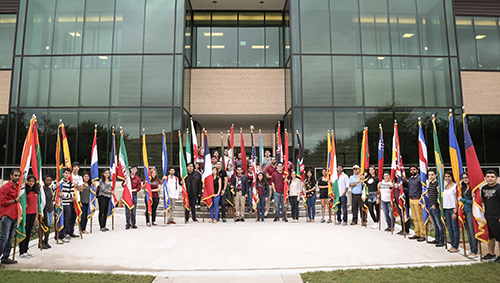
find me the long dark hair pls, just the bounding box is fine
[444,171,455,183]
[305,169,316,184]
[150,168,160,183]
[256,172,268,186]
[82,172,91,186]
[461,172,471,196]
[25,175,40,194]
[100,169,110,183]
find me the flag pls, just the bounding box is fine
[61,124,82,221]
[162,131,171,211]
[297,131,307,208]
[55,182,64,233]
[229,125,234,161]
[178,131,190,210]
[378,125,384,182]
[360,128,369,214]
[276,122,283,163]
[16,116,35,242]
[259,129,264,171]
[329,132,340,212]
[142,131,153,215]
[326,131,333,209]
[463,111,489,243]
[185,128,191,164]
[87,127,98,219]
[190,118,198,164]
[251,128,259,211]
[283,130,290,206]
[449,112,465,229]
[32,120,48,232]
[202,131,214,207]
[117,129,134,209]
[391,122,408,222]
[108,130,117,218]
[432,116,446,223]
[240,128,247,174]
[418,119,430,225]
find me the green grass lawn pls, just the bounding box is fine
[0,269,155,283]
[301,262,500,283]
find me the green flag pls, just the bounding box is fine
[185,129,191,164]
[432,116,446,220]
[179,132,190,210]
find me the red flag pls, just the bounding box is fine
[202,131,214,207]
[240,128,247,174]
[283,130,290,206]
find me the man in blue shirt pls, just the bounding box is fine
[408,165,425,241]
[349,165,363,225]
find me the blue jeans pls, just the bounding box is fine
[258,195,266,220]
[289,196,299,220]
[429,207,445,243]
[337,195,347,223]
[382,201,394,228]
[464,211,478,254]
[397,205,410,233]
[444,208,460,249]
[307,195,317,220]
[210,195,220,220]
[219,191,227,219]
[45,211,54,227]
[80,203,89,232]
[0,215,17,261]
[57,204,72,239]
[125,194,138,227]
[274,192,286,219]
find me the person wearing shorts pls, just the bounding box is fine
[481,170,500,262]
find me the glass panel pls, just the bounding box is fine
[417,0,448,56]
[24,0,56,55]
[365,108,394,165]
[285,67,291,111]
[239,12,264,26]
[46,109,78,165]
[290,0,300,53]
[303,108,333,166]
[173,55,183,107]
[78,108,109,165]
[266,12,282,27]
[284,10,290,60]
[239,27,264,67]
[292,55,301,106]
[144,0,175,53]
[82,0,114,54]
[302,56,332,107]
[185,10,192,64]
[423,108,450,165]
[388,0,419,55]
[15,0,27,55]
[474,17,500,70]
[80,56,111,106]
[10,57,21,107]
[110,108,140,164]
[360,0,390,55]
[266,27,282,67]
[0,14,16,68]
[49,56,81,107]
[363,56,393,107]
[173,107,181,132]
[16,109,48,164]
[212,12,237,26]
[183,65,190,111]
[450,58,462,106]
[174,0,185,53]
[393,57,422,106]
[482,116,499,164]
[395,108,423,165]
[293,108,303,146]
[53,0,85,54]
[194,27,210,66]
[19,57,51,107]
[0,115,7,164]
[456,17,477,69]
[142,55,173,106]
[6,111,16,163]
[111,55,142,106]
[211,27,237,67]
[193,11,210,26]
[141,108,172,166]
[299,0,330,54]
[333,56,363,107]
[422,57,452,107]
[330,0,361,54]
[114,0,145,54]
[444,0,457,56]
[334,108,364,166]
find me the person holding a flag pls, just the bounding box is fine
[0,169,22,267]
[144,168,162,226]
[97,170,113,232]
[125,165,141,230]
[41,175,55,249]
[19,175,39,259]
[363,166,380,229]
[305,170,317,222]
[231,166,249,222]
[459,173,478,258]
[479,170,500,262]
[336,164,350,226]
[80,172,92,234]
[350,165,363,225]
[443,171,460,253]
[271,163,288,222]
[377,171,394,231]
[185,163,202,223]
[255,172,269,221]
[164,168,181,225]
[69,162,84,238]
[209,167,222,223]
[427,169,445,247]
[265,157,277,216]
[216,161,228,223]
[288,170,304,222]
[408,165,425,241]
[58,168,76,242]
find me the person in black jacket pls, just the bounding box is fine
[184,163,202,223]
[231,166,249,222]
[254,172,269,221]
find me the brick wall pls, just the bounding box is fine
[0,71,11,115]
[461,71,500,115]
[190,68,285,115]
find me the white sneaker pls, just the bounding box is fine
[20,253,30,259]
[370,223,378,229]
[26,252,34,258]
[264,211,268,217]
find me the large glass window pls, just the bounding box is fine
[110,55,142,106]
[334,108,364,166]
[330,0,361,54]
[363,56,393,106]
[360,0,391,55]
[113,0,145,54]
[144,0,176,53]
[303,108,333,165]
[299,0,330,54]
[239,26,264,67]
[393,57,422,106]
[49,56,81,107]
[19,57,51,107]
[53,0,85,55]
[142,55,173,106]
[80,56,111,106]
[388,0,419,55]
[301,56,332,107]
[82,0,114,54]
[474,17,500,70]
[417,0,448,56]
[333,56,363,107]
[0,14,16,68]
[78,108,109,164]
[24,0,56,55]
[211,12,237,67]
[422,57,452,107]
[456,17,478,69]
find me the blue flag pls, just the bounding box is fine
[418,120,429,225]
[162,131,171,211]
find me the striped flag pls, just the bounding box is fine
[16,116,35,242]
[108,130,117,218]
[276,122,283,163]
[463,111,489,243]
[259,130,264,171]
[190,118,198,164]
[229,125,234,161]
[251,128,259,211]
[297,131,307,208]
[178,131,190,210]
[283,130,290,206]
[87,127,98,219]
[418,119,430,225]
[327,131,333,209]
[449,112,465,229]
[432,116,446,222]
[60,124,82,221]
[202,131,214,207]
[142,131,153,215]
[391,121,408,222]
[360,128,369,214]
[162,131,171,211]
[378,125,384,182]
[329,132,340,212]
[118,129,134,209]
[32,119,48,232]
[55,124,64,233]
[240,128,247,174]
[185,129,191,164]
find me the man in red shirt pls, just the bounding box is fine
[125,165,141,230]
[271,163,287,222]
[0,169,21,267]
[265,157,277,216]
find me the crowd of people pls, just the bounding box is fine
[1,150,500,268]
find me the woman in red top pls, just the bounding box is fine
[247,164,254,212]
[144,168,162,226]
[19,175,39,259]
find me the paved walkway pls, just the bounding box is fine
[12,207,477,282]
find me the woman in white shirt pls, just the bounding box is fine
[288,171,304,222]
[443,171,460,253]
[377,171,394,232]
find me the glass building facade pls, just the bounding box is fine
[1,0,500,169]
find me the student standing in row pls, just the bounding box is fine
[288,171,303,222]
[304,170,316,222]
[210,167,222,223]
[125,165,141,229]
[145,168,162,226]
[480,170,500,262]
[0,169,22,268]
[336,164,350,226]
[41,175,55,249]
[443,171,460,253]
[80,172,92,234]
[350,165,363,225]
[427,169,445,247]
[232,166,248,222]
[460,173,478,258]
[216,161,228,223]
[318,168,331,223]
[377,171,394,232]
[272,163,287,222]
[364,166,380,229]
[185,163,202,223]
[97,170,112,232]
[255,172,269,222]
[58,168,75,243]
[165,167,180,225]
[19,175,38,259]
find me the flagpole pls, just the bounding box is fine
[12,236,17,261]
[112,125,116,231]
[38,213,42,251]
[120,127,132,229]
